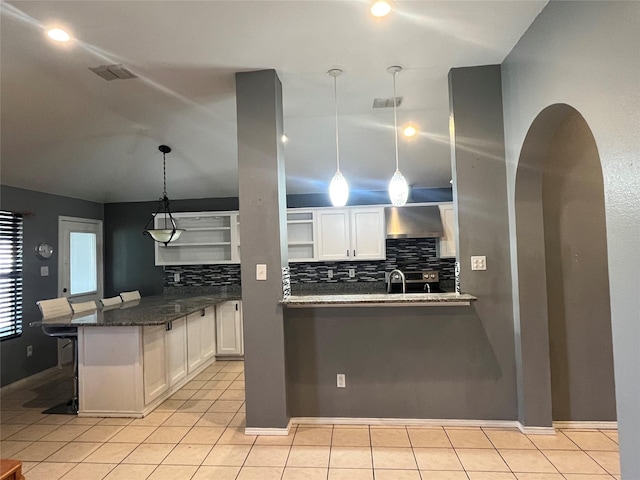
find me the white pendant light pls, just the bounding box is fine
[387,66,409,206]
[328,68,349,207]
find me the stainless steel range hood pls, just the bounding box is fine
[385,205,444,238]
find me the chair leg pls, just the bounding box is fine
[42,336,79,415]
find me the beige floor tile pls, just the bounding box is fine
[13,440,67,461]
[499,449,557,473]
[179,400,215,413]
[147,464,198,480]
[191,465,240,480]
[255,428,297,445]
[193,372,216,381]
[413,447,463,470]
[208,400,244,413]
[61,462,115,480]
[84,442,139,463]
[18,461,76,480]
[375,470,422,480]
[328,468,373,480]
[541,450,607,474]
[446,429,493,449]
[527,431,578,450]
[242,445,290,467]
[144,426,190,444]
[562,430,619,451]
[285,467,331,480]
[190,390,224,401]
[330,446,372,468]
[228,412,246,427]
[0,439,32,457]
[46,441,102,462]
[219,389,245,401]
[221,363,244,372]
[129,412,173,427]
[332,427,370,447]
[587,450,621,475]
[287,445,331,468]
[0,424,28,440]
[483,429,536,449]
[108,425,157,443]
[561,475,615,480]
[181,426,225,444]
[293,426,333,446]
[601,430,618,444]
[204,380,233,390]
[36,415,74,426]
[74,425,125,443]
[372,447,417,470]
[182,380,207,390]
[123,443,176,464]
[169,389,196,400]
[3,411,48,424]
[229,381,245,390]
[161,412,203,427]
[217,427,256,445]
[18,461,38,473]
[156,399,186,412]
[65,417,102,426]
[40,424,92,442]
[98,418,133,426]
[203,444,251,466]
[514,474,565,480]
[419,471,469,480]
[195,412,235,427]
[407,428,451,448]
[162,443,213,465]
[5,423,60,441]
[237,466,283,480]
[371,427,411,447]
[99,462,157,480]
[466,473,516,480]
[213,372,240,381]
[455,448,510,472]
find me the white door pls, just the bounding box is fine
[350,207,385,260]
[317,210,350,261]
[167,318,188,387]
[200,307,216,361]
[58,216,103,302]
[143,325,169,405]
[216,301,243,356]
[187,311,204,373]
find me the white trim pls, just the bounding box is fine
[245,419,292,436]
[0,366,62,394]
[292,417,522,429]
[553,421,618,430]
[517,423,556,435]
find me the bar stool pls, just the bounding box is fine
[119,290,141,302]
[36,297,79,415]
[100,296,122,310]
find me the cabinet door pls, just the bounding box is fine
[200,307,216,361]
[350,207,385,260]
[438,204,457,258]
[317,209,350,261]
[186,311,204,373]
[166,318,187,387]
[216,301,243,355]
[143,325,169,405]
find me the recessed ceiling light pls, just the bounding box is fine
[281,134,288,143]
[370,1,392,17]
[402,125,417,137]
[47,28,70,42]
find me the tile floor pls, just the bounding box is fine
[0,361,621,480]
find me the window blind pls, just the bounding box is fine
[0,210,23,340]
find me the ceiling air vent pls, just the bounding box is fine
[372,96,403,109]
[89,64,138,81]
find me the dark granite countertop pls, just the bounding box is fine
[30,292,241,328]
[280,292,476,307]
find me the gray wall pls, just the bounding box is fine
[501,1,640,475]
[0,185,103,386]
[543,112,616,421]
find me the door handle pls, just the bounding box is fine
[353,250,356,257]
[63,288,68,293]
[346,249,350,257]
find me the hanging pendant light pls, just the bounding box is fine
[328,68,349,207]
[387,65,409,206]
[144,145,185,246]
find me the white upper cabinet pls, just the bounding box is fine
[317,207,385,262]
[437,203,457,259]
[287,211,317,262]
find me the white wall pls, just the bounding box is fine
[501,1,639,476]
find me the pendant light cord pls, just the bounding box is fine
[162,151,168,198]
[392,70,399,172]
[334,74,340,172]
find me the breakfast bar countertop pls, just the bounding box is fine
[29,292,241,328]
[280,292,477,307]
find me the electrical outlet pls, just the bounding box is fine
[40,266,49,277]
[173,273,180,283]
[336,374,346,388]
[471,256,487,271]
[327,269,333,279]
[348,268,356,278]
[26,345,33,357]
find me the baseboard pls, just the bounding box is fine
[517,423,556,435]
[245,419,292,436]
[0,366,63,394]
[292,417,522,429]
[553,421,618,430]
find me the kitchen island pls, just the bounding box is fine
[31,292,240,418]
[281,292,476,307]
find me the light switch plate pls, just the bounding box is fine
[174,273,180,283]
[256,264,267,281]
[471,256,487,271]
[327,269,333,279]
[40,266,49,277]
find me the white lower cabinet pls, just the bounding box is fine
[186,307,217,373]
[166,318,187,387]
[216,301,243,356]
[143,325,169,406]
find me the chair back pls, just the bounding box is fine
[70,301,97,314]
[120,290,141,303]
[100,296,122,308]
[36,298,72,319]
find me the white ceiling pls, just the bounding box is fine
[0,1,546,203]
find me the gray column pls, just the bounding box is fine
[236,69,289,429]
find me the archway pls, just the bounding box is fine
[515,104,616,426]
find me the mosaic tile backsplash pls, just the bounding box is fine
[164,238,455,288]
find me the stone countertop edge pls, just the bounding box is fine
[280,292,477,307]
[30,292,241,328]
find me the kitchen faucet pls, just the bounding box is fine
[387,269,406,294]
[423,283,431,293]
